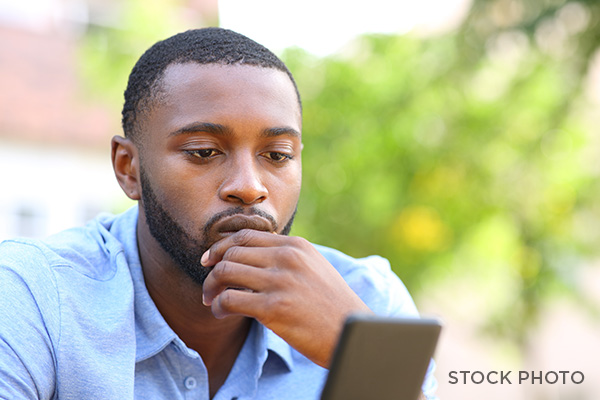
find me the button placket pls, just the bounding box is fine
[183,376,198,390]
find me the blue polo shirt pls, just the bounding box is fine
[0,206,438,399]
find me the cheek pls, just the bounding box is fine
[275,166,302,208]
[173,178,220,221]
[149,163,220,229]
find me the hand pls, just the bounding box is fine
[201,229,372,368]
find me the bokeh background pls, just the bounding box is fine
[1,0,599,398]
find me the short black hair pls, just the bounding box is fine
[121,27,301,143]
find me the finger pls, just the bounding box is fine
[210,289,270,320]
[202,260,270,306]
[220,245,285,269]
[201,229,285,267]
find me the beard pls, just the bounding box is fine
[139,167,297,286]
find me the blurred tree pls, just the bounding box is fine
[284,0,600,348]
[78,0,217,108]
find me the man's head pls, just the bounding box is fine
[121,27,302,145]
[112,28,303,285]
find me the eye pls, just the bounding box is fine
[186,149,220,159]
[264,152,293,162]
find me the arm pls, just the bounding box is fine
[0,246,57,399]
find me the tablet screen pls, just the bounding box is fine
[320,315,441,400]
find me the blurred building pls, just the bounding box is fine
[0,0,218,240]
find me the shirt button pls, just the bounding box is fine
[184,376,197,390]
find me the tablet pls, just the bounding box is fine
[320,314,442,400]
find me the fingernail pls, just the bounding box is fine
[201,250,210,266]
[202,294,208,306]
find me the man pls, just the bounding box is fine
[0,28,437,399]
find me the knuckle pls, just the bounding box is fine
[289,235,308,248]
[223,245,241,261]
[233,229,253,246]
[279,299,294,317]
[218,290,236,312]
[212,260,232,281]
[273,293,291,313]
[276,245,301,265]
[273,247,288,260]
[261,294,289,323]
[259,298,276,324]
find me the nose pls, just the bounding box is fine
[218,153,268,205]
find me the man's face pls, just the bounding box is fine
[137,63,303,285]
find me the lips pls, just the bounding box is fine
[212,214,274,235]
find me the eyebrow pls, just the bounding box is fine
[168,122,229,137]
[168,122,301,138]
[262,126,301,138]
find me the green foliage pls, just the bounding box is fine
[78,0,193,107]
[284,0,600,344]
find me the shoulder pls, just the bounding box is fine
[0,215,119,336]
[313,243,394,285]
[0,211,128,281]
[0,210,139,399]
[312,243,419,317]
[0,239,60,297]
[0,209,135,328]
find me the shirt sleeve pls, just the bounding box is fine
[0,241,59,399]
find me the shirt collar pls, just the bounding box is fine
[263,324,294,372]
[108,206,178,362]
[130,258,179,363]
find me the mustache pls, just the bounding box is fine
[203,207,279,236]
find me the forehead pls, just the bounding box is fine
[150,63,302,132]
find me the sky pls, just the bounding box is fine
[0,0,472,56]
[218,0,472,56]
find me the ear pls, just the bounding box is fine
[111,135,141,200]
